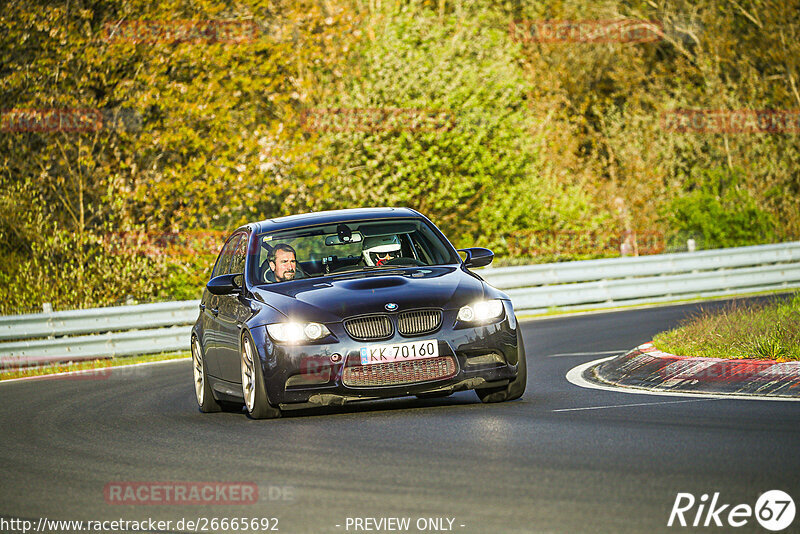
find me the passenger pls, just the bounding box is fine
[361,235,402,267]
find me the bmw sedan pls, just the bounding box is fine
[191,207,526,418]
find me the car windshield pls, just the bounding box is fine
[251,218,460,284]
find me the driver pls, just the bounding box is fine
[361,235,402,267]
[264,243,305,282]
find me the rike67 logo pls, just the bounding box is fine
[668,490,795,531]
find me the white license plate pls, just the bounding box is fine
[359,339,439,366]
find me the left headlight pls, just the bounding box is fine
[266,322,331,343]
[457,299,505,323]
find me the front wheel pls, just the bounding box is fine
[241,332,281,419]
[476,331,527,403]
[192,336,221,413]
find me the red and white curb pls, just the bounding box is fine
[567,343,800,401]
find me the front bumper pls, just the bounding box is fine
[250,303,523,409]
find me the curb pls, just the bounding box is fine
[590,342,800,398]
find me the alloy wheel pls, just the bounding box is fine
[191,337,204,405]
[241,337,256,412]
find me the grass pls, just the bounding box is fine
[0,351,190,381]
[515,287,800,321]
[653,292,800,361]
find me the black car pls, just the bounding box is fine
[191,207,526,418]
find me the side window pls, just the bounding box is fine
[230,233,248,274]
[211,234,241,278]
[409,231,434,264]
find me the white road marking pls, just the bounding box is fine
[553,398,719,412]
[565,356,800,402]
[546,349,626,358]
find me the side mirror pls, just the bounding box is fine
[207,273,242,295]
[458,247,494,268]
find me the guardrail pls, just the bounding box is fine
[481,241,800,288]
[0,302,199,369]
[0,300,199,341]
[1,241,799,369]
[480,241,800,312]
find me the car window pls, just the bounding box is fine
[250,218,460,284]
[230,233,248,275]
[211,233,242,278]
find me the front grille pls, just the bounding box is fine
[342,356,457,387]
[398,309,442,336]
[344,314,393,340]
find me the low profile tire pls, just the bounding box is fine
[241,332,281,420]
[192,336,221,413]
[476,331,527,403]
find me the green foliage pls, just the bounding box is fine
[510,0,800,241]
[2,0,799,314]
[662,167,776,249]
[750,334,791,361]
[0,225,167,314]
[0,0,361,313]
[158,253,215,302]
[304,4,608,254]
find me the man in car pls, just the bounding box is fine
[265,243,304,282]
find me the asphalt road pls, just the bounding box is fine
[2,299,799,534]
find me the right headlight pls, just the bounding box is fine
[457,299,505,323]
[266,322,331,344]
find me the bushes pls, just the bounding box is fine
[511,0,800,246]
[2,0,799,314]
[0,0,361,313]
[0,227,168,315]
[303,4,609,255]
[662,168,776,250]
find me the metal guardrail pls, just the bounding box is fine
[0,301,200,369]
[481,241,800,312]
[1,326,192,367]
[1,242,799,369]
[499,263,800,311]
[0,300,200,341]
[481,241,800,288]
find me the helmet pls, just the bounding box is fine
[362,235,402,266]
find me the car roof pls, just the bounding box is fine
[241,207,425,234]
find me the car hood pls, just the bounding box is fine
[252,266,487,323]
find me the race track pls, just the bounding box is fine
[2,299,799,533]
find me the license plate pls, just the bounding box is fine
[359,339,439,366]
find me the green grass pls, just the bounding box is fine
[653,293,800,361]
[515,288,800,321]
[0,351,190,381]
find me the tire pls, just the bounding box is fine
[240,331,281,419]
[192,336,221,413]
[476,331,527,403]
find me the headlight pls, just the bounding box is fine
[457,299,504,323]
[266,322,331,343]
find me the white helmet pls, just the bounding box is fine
[362,235,402,266]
